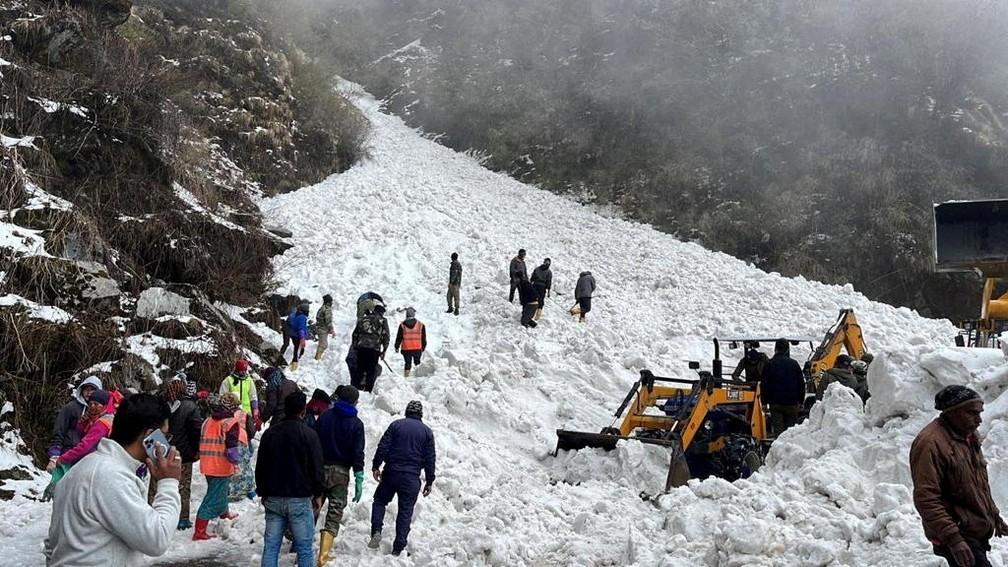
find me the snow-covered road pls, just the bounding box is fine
[4,82,1008,566]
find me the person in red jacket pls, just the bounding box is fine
[394,307,427,377]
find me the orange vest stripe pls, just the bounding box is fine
[401,321,424,352]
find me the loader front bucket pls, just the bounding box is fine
[934,200,1008,276]
[554,429,621,454]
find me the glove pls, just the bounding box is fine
[42,482,55,502]
[253,409,262,431]
[226,447,241,464]
[197,389,210,400]
[353,470,364,503]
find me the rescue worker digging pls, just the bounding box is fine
[395,307,427,377]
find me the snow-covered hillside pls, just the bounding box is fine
[3,83,1007,566]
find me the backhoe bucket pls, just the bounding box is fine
[665,448,692,491]
[555,429,620,454]
[934,200,1008,276]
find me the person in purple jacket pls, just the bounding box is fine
[368,400,436,556]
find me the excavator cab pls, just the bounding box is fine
[934,199,1008,347]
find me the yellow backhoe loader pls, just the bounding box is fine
[934,199,1008,347]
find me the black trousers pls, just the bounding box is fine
[577,296,591,315]
[281,332,304,363]
[934,539,992,567]
[402,351,422,371]
[355,348,381,392]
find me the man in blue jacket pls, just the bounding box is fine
[368,400,436,556]
[761,339,807,436]
[281,301,310,370]
[313,385,365,564]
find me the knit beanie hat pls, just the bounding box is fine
[89,390,111,407]
[216,392,241,413]
[405,307,416,319]
[185,379,198,399]
[405,400,423,418]
[165,379,186,402]
[935,385,982,412]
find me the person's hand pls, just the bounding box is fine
[46,457,58,473]
[380,351,386,359]
[253,409,263,431]
[354,470,365,502]
[422,482,433,497]
[372,468,381,482]
[950,541,974,567]
[312,496,324,513]
[148,446,182,482]
[299,338,306,348]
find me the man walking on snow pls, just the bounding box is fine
[256,391,325,567]
[910,385,1007,567]
[281,301,311,370]
[395,307,427,377]
[314,385,366,565]
[530,258,552,320]
[369,400,436,556]
[447,252,462,315]
[314,295,335,360]
[508,249,527,303]
[573,271,595,323]
[44,393,182,566]
[351,301,390,392]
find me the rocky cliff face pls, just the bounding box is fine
[0,0,365,467]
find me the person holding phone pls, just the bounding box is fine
[44,393,182,566]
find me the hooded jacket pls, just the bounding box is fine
[373,416,436,482]
[48,376,103,458]
[315,401,366,471]
[910,417,1008,546]
[449,260,462,286]
[575,272,596,299]
[44,438,180,567]
[284,307,310,340]
[167,394,203,464]
[531,264,552,293]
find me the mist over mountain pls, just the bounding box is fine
[263,0,1008,320]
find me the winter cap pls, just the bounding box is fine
[518,248,526,258]
[311,388,331,403]
[835,354,853,368]
[234,359,250,375]
[89,390,111,407]
[405,400,423,418]
[543,258,551,266]
[216,392,241,413]
[78,375,103,393]
[336,384,359,405]
[322,294,333,305]
[405,307,416,319]
[373,301,386,314]
[851,360,868,374]
[935,385,982,413]
[860,353,874,364]
[298,301,310,314]
[451,252,458,261]
[185,379,198,399]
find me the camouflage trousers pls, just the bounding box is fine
[322,464,351,535]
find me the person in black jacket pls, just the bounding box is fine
[518,277,539,328]
[530,258,552,319]
[260,367,301,426]
[157,374,202,530]
[368,400,436,556]
[313,385,365,564]
[761,339,807,436]
[255,392,325,567]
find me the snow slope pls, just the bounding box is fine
[4,83,1008,566]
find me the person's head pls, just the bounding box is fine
[834,354,853,369]
[405,307,416,320]
[543,258,551,267]
[214,392,241,414]
[336,384,360,406]
[774,339,790,355]
[297,301,310,314]
[234,358,250,377]
[518,249,526,259]
[745,348,762,361]
[109,393,171,449]
[322,294,333,306]
[373,302,386,315]
[311,388,331,404]
[936,385,983,434]
[405,400,423,419]
[451,252,458,261]
[88,390,111,413]
[77,375,103,402]
[285,390,308,419]
[861,352,874,364]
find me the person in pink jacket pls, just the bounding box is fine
[57,390,115,466]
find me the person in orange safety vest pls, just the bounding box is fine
[394,307,427,378]
[193,392,246,541]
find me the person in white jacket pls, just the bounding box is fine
[44,393,182,567]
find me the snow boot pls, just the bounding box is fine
[177,518,193,530]
[289,360,299,371]
[318,530,335,566]
[368,532,381,549]
[192,518,215,540]
[454,308,459,315]
[445,307,453,313]
[219,511,239,520]
[404,367,411,378]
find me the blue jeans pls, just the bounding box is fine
[261,497,314,567]
[370,471,421,554]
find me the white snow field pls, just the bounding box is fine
[4,83,1008,566]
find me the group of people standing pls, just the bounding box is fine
[508,248,596,327]
[43,360,437,566]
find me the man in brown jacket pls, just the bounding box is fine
[910,385,1008,567]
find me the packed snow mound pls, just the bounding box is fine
[6,84,1006,566]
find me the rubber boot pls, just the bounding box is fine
[192,518,215,540]
[290,360,299,371]
[404,368,411,378]
[317,530,335,566]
